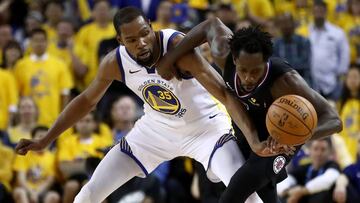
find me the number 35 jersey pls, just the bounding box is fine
[115,29,229,129]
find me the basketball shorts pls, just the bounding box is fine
[118,114,235,182]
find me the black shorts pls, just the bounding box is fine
[220,141,301,203]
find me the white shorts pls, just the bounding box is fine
[119,113,235,182]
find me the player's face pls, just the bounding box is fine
[233,51,267,92]
[309,140,331,168]
[119,16,156,67]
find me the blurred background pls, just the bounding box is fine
[0,0,359,203]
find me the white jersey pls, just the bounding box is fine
[116,29,227,129]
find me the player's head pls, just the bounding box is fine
[229,26,273,92]
[113,6,157,67]
[30,28,47,56]
[309,138,333,169]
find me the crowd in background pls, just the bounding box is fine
[0,0,360,203]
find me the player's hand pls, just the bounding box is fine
[252,141,279,157]
[266,136,296,156]
[333,185,346,203]
[15,138,48,155]
[156,53,179,80]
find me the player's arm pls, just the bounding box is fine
[15,51,121,155]
[172,35,274,156]
[271,70,343,140]
[157,18,233,79]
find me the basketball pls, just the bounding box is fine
[266,95,318,146]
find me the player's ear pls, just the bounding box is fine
[116,35,123,46]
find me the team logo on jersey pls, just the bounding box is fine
[273,156,286,174]
[248,97,260,107]
[142,84,181,115]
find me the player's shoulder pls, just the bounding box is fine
[97,47,121,80]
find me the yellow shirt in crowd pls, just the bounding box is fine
[76,22,115,87]
[57,133,111,162]
[337,14,360,63]
[14,54,73,127]
[57,123,113,148]
[339,99,360,163]
[0,69,18,130]
[13,150,56,190]
[7,126,32,145]
[48,41,90,88]
[42,24,58,44]
[0,142,14,191]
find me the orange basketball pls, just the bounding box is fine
[266,95,318,146]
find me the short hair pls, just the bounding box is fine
[30,28,47,39]
[31,126,49,138]
[94,0,110,7]
[113,6,148,35]
[229,26,273,61]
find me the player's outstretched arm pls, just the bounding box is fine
[15,51,120,155]
[271,70,343,140]
[157,18,233,79]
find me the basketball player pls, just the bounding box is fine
[14,7,279,203]
[156,18,343,202]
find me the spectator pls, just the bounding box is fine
[338,64,360,162]
[0,24,13,65]
[333,136,360,203]
[12,126,60,203]
[304,0,349,100]
[337,0,360,64]
[1,40,23,70]
[15,12,43,50]
[14,28,73,127]
[7,97,38,147]
[49,19,89,92]
[273,13,312,86]
[76,0,116,88]
[215,4,237,32]
[243,0,275,26]
[57,111,112,203]
[110,96,138,143]
[0,134,15,203]
[114,0,162,21]
[42,1,65,44]
[0,69,18,130]
[278,138,340,203]
[151,1,177,31]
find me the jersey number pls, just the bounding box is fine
[157,91,172,100]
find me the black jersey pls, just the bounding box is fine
[223,56,293,147]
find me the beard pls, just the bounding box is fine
[136,51,155,67]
